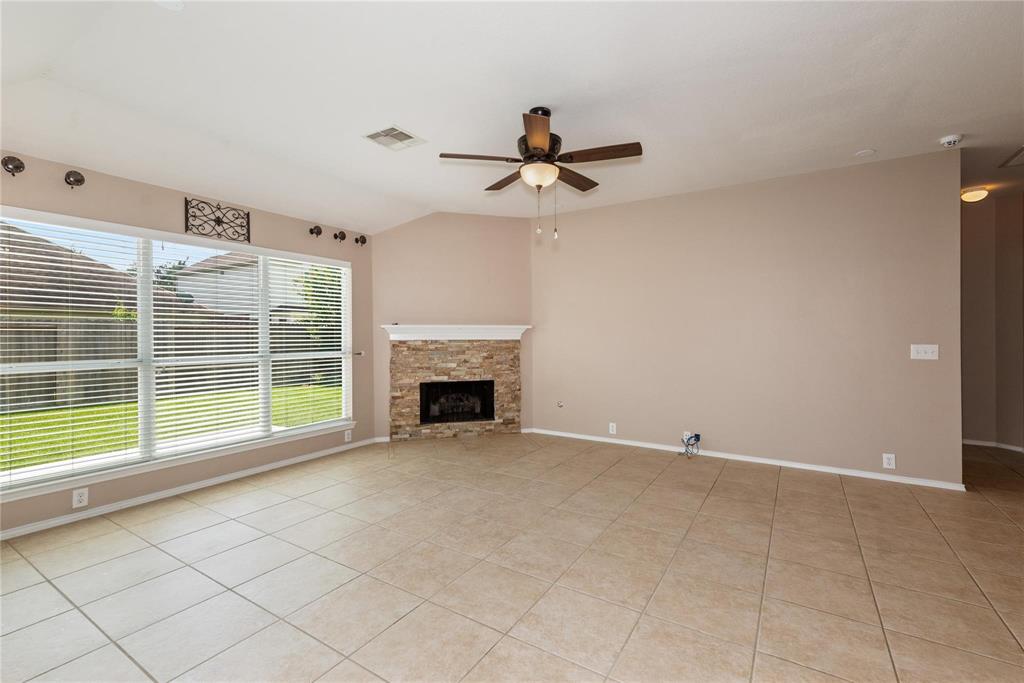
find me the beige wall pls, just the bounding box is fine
[370,212,532,437]
[961,192,1024,449]
[531,152,963,483]
[0,432,350,529]
[961,200,999,441]
[0,151,377,530]
[994,194,1023,448]
[2,148,970,530]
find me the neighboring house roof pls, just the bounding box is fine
[178,252,257,277]
[271,304,308,314]
[0,224,220,317]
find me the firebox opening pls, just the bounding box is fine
[419,379,495,424]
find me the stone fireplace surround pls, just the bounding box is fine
[382,325,531,440]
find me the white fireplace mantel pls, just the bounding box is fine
[380,324,532,341]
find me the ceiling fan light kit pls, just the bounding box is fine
[520,161,559,188]
[440,105,642,194]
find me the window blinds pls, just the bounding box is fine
[0,218,352,487]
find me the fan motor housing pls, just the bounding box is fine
[518,133,561,161]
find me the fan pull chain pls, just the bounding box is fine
[535,187,542,234]
[553,183,559,240]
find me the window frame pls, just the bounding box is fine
[0,207,355,496]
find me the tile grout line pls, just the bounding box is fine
[963,445,1024,531]
[13,547,159,683]
[747,464,782,682]
[446,442,662,682]
[7,440,480,682]
[873,627,1024,670]
[450,442,643,681]
[18,443,792,681]
[4,500,907,678]
[604,452,730,680]
[174,555,394,683]
[22,488,372,679]
[9,439,1023,682]
[841,476,906,682]
[332,438,589,680]
[121,440,448,681]
[911,493,1024,657]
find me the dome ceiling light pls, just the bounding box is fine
[961,187,989,203]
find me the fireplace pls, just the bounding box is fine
[420,379,495,424]
[384,326,529,440]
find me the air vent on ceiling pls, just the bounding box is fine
[998,145,1024,168]
[364,126,426,150]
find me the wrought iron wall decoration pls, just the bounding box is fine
[355,235,367,246]
[310,225,323,237]
[185,197,251,243]
[65,170,85,188]
[333,230,347,242]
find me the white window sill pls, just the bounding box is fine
[0,419,357,501]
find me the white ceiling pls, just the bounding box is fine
[2,1,1022,233]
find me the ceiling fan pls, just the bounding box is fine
[439,106,642,192]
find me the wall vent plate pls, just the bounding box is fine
[998,145,1024,168]
[364,126,426,150]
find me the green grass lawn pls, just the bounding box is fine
[0,385,343,471]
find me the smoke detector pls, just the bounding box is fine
[939,134,963,149]
[364,126,426,150]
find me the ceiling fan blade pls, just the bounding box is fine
[557,142,642,164]
[522,113,550,153]
[440,153,521,163]
[485,171,522,191]
[556,165,599,192]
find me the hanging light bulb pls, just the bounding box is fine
[554,227,559,239]
[536,225,542,235]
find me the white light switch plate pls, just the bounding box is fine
[910,344,939,360]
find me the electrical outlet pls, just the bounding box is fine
[72,488,89,508]
[608,422,617,435]
[344,430,352,443]
[683,431,692,441]
[883,453,896,470]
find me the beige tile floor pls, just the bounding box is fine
[2,435,1023,682]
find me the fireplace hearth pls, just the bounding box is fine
[420,379,495,424]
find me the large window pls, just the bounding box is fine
[0,218,352,487]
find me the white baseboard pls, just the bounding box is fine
[963,439,1024,454]
[523,428,966,491]
[0,437,389,540]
